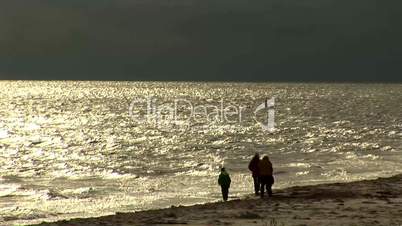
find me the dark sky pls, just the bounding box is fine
[0,0,401,82]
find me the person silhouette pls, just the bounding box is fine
[248,153,261,195]
[258,156,274,198]
[218,167,231,201]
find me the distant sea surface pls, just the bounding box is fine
[0,81,401,225]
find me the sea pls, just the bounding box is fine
[0,81,401,225]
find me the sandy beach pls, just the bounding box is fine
[30,174,402,226]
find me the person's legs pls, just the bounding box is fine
[221,186,229,201]
[267,183,272,197]
[253,176,260,195]
[260,182,264,198]
[267,176,274,197]
[260,176,266,198]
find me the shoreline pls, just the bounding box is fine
[29,174,402,226]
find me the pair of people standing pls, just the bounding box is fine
[249,153,274,198]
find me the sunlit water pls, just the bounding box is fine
[0,81,401,225]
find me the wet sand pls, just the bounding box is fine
[30,174,402,226]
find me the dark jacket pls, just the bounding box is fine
[248,156,260,177]
[218,171,231,188]
[258,157,273,176]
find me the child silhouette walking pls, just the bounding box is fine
[218,167,231,201]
